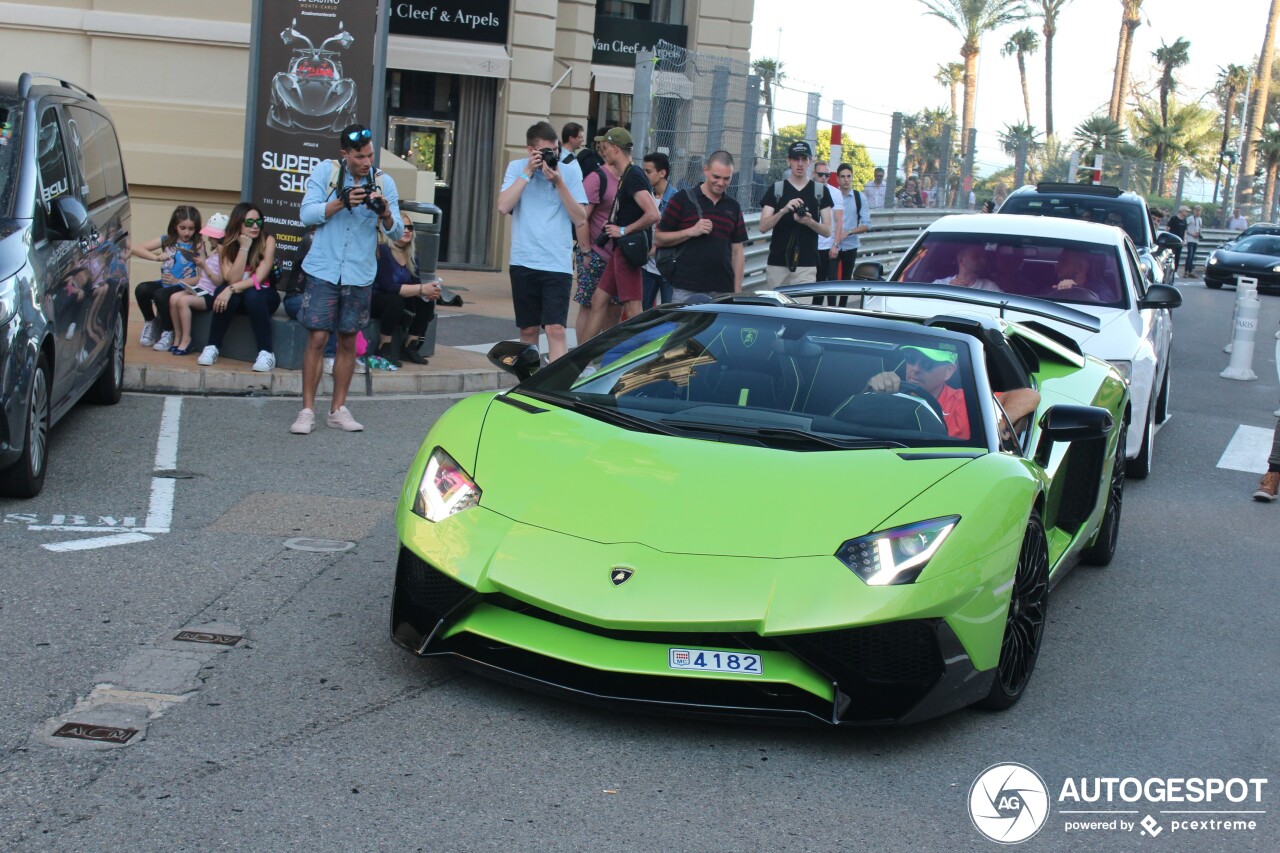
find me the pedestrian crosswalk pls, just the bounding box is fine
[1217,425,1275,474]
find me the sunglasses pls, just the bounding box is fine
[401,223,415,232]
[813,172,830,179]
[344,127,373,143]
[242,217,263,228]
[904,351,947,369]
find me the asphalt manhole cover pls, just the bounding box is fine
[284,538,355,553]
[52,723,138,744]
[173,630,243,646]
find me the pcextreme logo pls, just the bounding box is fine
[968,764,1269,844]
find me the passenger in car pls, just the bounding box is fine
[933,245,1002,292]
[1051,249,1102,300]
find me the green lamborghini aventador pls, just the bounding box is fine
[391,285,1128,725]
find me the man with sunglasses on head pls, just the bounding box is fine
[291,123,401,435]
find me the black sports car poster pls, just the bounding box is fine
[246,0,383,272]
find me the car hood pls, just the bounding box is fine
[472,396,978,558]
[1211,249,1280,268]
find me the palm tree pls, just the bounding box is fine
[1002,28,1040,127]
[1029,1,1072,142]
[1150,38,1192,191]
[1254,125,1280,217]
[935,62,965,119]
[918,0,1027,157]
[752,58,786,155]
[1214,64,1252,204]
[1130,97,1219,194]
[999,122,1045,159]
[1073,115,1127,157]
[1108,0,1146,123]
[901,112,922,179]
[1239,0,1280,214]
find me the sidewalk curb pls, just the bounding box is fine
[123,364,515,397]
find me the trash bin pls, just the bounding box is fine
[400,201,442,358]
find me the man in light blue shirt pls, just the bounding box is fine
[290,124,401,435]
[497,121,587,361]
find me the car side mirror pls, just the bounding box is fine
[488,341,541,380]
[852,261,884,281]
[1139,283,1182,310]
[1155,231,1184,250]
[1034,404,1113,465]
[48,196,89,240]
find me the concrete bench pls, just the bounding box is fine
[185,307,437,370]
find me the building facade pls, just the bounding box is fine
[0,0,752,271]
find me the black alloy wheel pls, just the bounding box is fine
[977,511,1049,710]
[87,307,126,405]
[1082,430,1126,566]
[0,353,51,498]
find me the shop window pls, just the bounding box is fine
[598,0,685,24]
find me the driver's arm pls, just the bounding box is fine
[995,388,1041,425]
[864,371,900,393]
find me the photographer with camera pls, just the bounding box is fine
[497,121,588,363]
[291,123,401,435]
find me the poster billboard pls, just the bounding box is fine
[244,0,386,274]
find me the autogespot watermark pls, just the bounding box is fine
[967,765,1269,844]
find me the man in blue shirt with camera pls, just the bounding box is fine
[292,123,402,435]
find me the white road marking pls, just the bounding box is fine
[1216,424,1275,475]
[39,397,182,552]
[43,531,154,553]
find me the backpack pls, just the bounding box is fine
[775,178,826,214]
[324,158,383,201]
[655,188,704,280]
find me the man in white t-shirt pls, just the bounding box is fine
[814,160,844,284]
[864,167,887,209]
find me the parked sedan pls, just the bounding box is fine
[1204,234,1280,291]
[393,298,1127,725]
[864,214,1179,478]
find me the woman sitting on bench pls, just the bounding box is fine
[372,213,441,366]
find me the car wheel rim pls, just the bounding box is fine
[999,523,1048,696]
[1103,440,1125,552]
[30,367,48,476]
[111,314,124,385]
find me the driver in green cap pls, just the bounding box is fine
[865,344,1041,440]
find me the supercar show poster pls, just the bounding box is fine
[247,0,383,271]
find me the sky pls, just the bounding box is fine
[747,0,1274,187]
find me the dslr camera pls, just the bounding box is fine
[538,147,559,171]
[594,228,611,248]
[340,175,387,215]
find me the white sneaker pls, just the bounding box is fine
[139,319,159,347]
[353,357,367,374]
[153,331,173,351]
[290,408,315,435]
[252,350,276,372]
[197,345,219,366]
[323,357,334,375]
[326,405,364,432]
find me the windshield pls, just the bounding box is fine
[1000,194,1145,246]
[1234,235,1280,256]
[0,102,19,216]
[895,232,1128,308]
[513,308,987,449]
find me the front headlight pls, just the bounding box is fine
[0,275,17,327]
[1106,359,1133,384]
[1207,254,1218,265]
[835,516,960,586]
[412,448,482,522]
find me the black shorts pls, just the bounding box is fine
[510,266,572,329]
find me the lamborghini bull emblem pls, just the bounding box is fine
[610,567,634,586]
[740,328,759,347]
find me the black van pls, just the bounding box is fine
[0,73,130,497]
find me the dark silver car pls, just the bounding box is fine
[0,74,130,497]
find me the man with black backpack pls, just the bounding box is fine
[758,140,833,288]
[654,150,747,302]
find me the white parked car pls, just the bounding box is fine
[868,214,1181,478]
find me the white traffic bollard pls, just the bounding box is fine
[1224,276,1259,353]
[1221,293,1260,380]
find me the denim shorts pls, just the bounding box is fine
[297,273,371,335]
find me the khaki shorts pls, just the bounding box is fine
[765,265,817,289]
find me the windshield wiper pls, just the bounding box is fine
[662,419,907,450]
[518,391,676,436]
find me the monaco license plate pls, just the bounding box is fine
[668,648,763,675]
